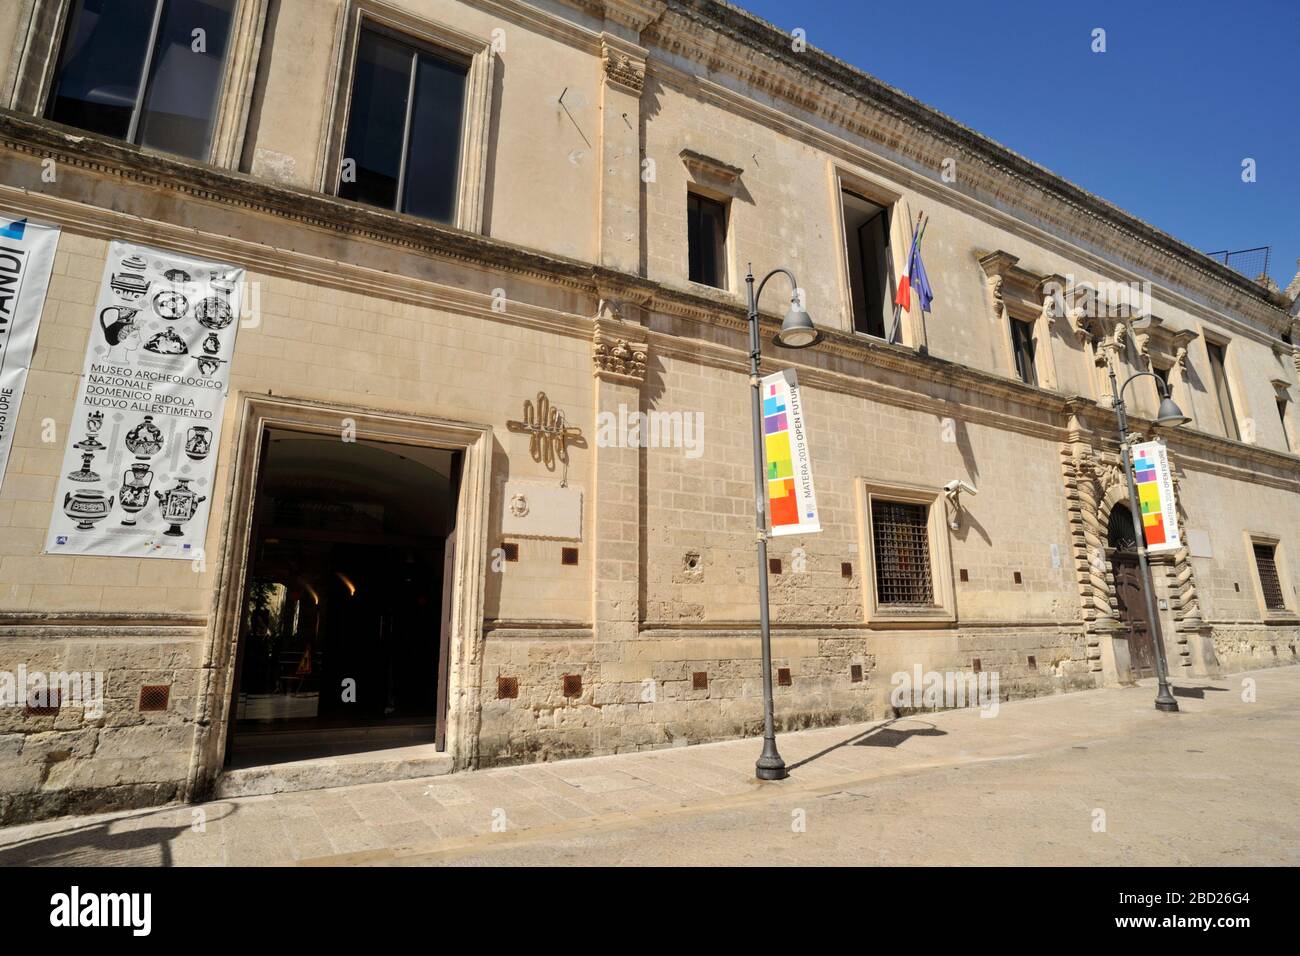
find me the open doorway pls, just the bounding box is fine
[225,428,462,768]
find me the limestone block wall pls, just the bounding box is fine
[0,629,203,823]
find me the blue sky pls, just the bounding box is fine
[732,0,1300,291]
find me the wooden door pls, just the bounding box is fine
[1113,554,1156,679]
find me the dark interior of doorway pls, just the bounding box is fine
[225,429,461,769]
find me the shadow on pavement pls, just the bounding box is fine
[0,804,239,867]
[785,718,947,772]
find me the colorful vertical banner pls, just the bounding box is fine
[0,218,60,497]
[761,368,821,536]
[44,241,244,559]
[1131,440,1181,553]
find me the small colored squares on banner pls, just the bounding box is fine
[769,478,798,525]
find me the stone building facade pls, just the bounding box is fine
[0,0,1297,823]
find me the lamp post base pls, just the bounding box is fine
[1155,694,1180,713]
[755,739,787,780]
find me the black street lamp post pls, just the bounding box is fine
[744,265,822,781]
[1105,355,1191,712]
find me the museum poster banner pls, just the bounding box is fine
[1131,439,1181,554]
[761,368,822,536]
[0,218,60,497]
[44,241,245,559]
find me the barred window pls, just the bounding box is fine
[871,499,934,606]
[1253,542,1286,611]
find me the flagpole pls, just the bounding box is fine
[914,213,930,352]
[890,210,923,344]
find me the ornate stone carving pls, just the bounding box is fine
[601,39,646,93]
[593,314,648,383]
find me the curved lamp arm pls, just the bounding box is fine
[752,266,801,310]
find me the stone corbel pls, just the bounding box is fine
[601,35,647,94]
[976,251,1020,330]
[593,309,649,383]
[1172,329,1197,375]
[1038,273,1067,325]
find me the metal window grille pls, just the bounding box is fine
[1253,543,1286,610]
[871,499,934,606]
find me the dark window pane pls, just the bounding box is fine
[1207,341,1239,440]
[46,0,158,139]
[401,51,468,223]
[1011,319,1037,385]
[1278,398,1291,451]
[136,0,236,158]
[688,193,727,288]
[843,192,890,339]
[340,30,414,211]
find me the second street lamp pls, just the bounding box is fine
[745,265,821,781]
[1106,355,1191,712]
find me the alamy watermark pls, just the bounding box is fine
[890,665,1000,718]
[595,404,704,459]
[1,666,104,718]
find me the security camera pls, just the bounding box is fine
[943,479,977,497]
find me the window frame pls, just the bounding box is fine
[839,188,893,341]
[336,23,470,221]
[1244,533,1296,621]
[686,189,729,290]
[855,478,956,627]
[1008,315,1038,386]
[831,167,908,344]
[321,1,494,234]
[1205,336,1242,441]
[16,0,266,168]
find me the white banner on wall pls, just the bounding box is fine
[0,218,60,497]
[44,241,244,559]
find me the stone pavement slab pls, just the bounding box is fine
[1,665,1297,866]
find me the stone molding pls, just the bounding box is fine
[636,1,1290,328]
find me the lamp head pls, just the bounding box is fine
[774,303,821,349]
[1155,395,1191,427]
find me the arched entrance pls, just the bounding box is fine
[1107,504,1157,679]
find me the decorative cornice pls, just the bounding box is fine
[647,1,1290,326]
[1,112,1293,485]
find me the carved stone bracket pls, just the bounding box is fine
[601,36,646,94]
[593,310,648,383]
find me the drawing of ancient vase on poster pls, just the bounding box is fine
[124,416,164,460]
[155,478,206,537]
[119,464,154,526]
[62,489,114,531]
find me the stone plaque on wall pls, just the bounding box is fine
[501,481,582,540]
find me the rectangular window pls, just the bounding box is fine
[1206,340,1240,440]
[1253,542,1286,611]
[339,26,469,224]
[871,499,934,607]
[1152,364,1172,397]
[842,191,891,339]
[1009,317,1038,386]
[687,192,728,288]
[45,0,236,160]
[1277,398,1291,452]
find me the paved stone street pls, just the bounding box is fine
[2,665,1297,867]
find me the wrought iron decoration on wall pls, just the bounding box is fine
[507,391,584,475]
